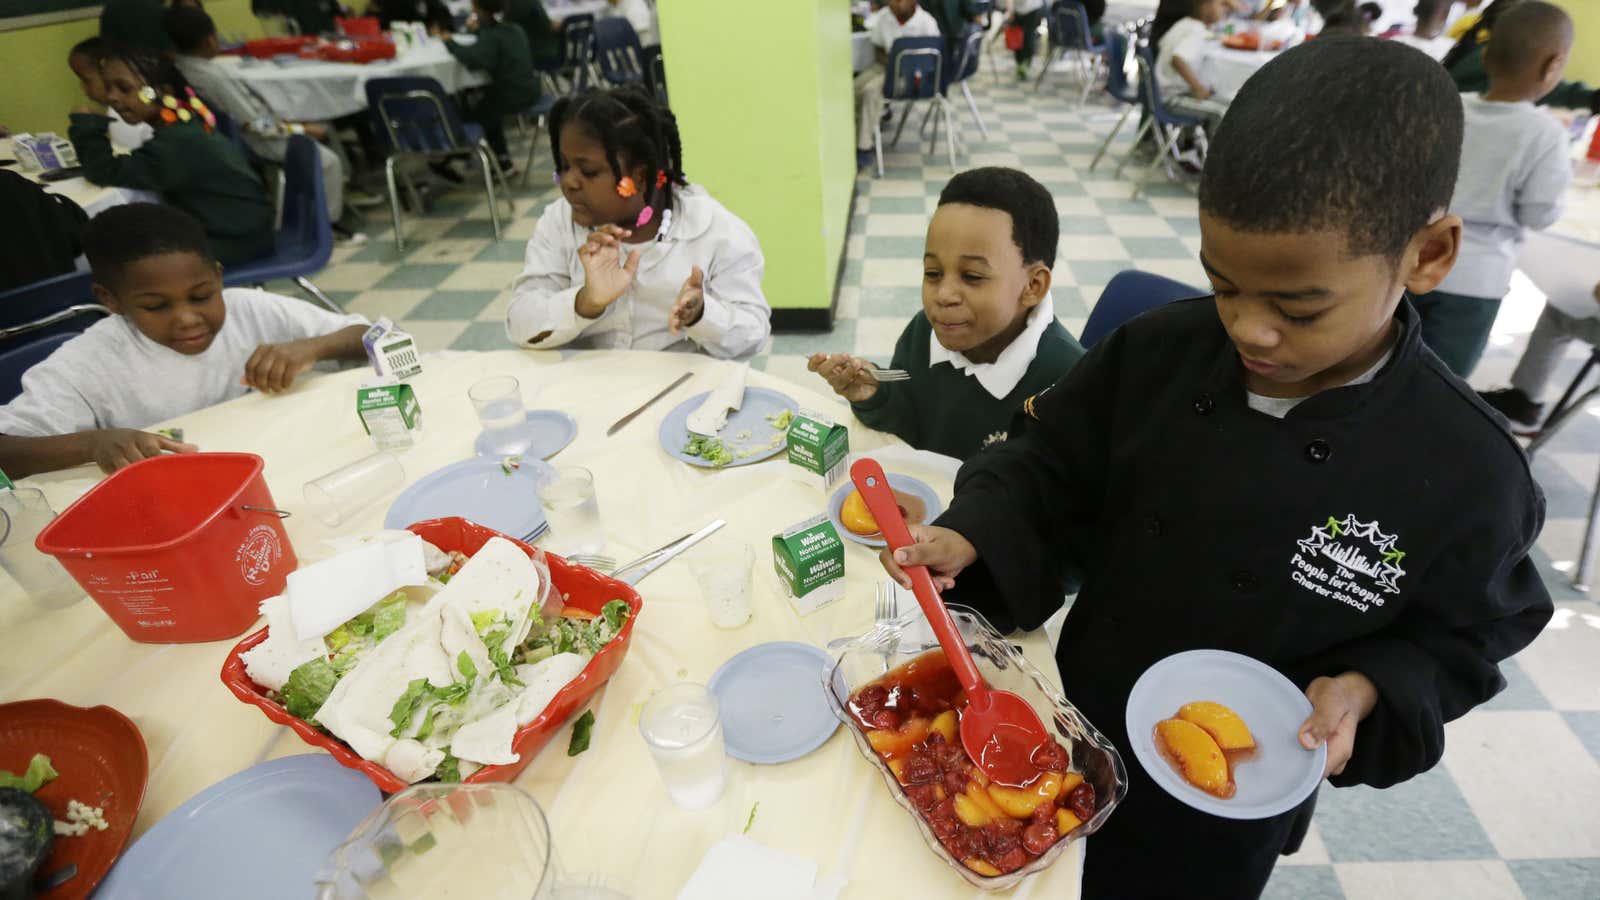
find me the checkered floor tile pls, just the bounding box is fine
[285,51,1598,900]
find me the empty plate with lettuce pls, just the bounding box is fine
[658,362,797,468]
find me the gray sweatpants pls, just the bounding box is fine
[1510,303,1600,401]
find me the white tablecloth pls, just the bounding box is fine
[1195,42,1276,101]
[0,349,1086,899]
[227,40,490,122]
[1,138,159,218]
[851,32,874,74]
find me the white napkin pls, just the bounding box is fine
[676,834,845,900]
[287,534,428,641]
[686,362,749,436]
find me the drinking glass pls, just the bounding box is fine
[470,375,536,457]
[304,453,406,527]
[316,782,557,899]
[687,536,753,629]
[0,488,81,609]
[536,466,604,556]
[639,682,727,810]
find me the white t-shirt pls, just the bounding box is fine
[0,288,367,436]
[868,5,941,52]
[109,118,153,152]
[606,0,658,47]
[1156,17,1212,98]
[1012,0,1046,15]
[1246,324,1402,418]
[1438,95,1571,300]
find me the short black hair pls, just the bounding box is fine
[82,203,215,288]
[1198,37,1462,260]
[549,85,687,209]
[164,5,218,55]
[68,36,107,64]
[475,0,506,16]
[1483,1,1572,75]
[936,167,1059,268]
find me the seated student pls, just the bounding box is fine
[1480,281,1600,432]
[68,47,275,267]
[99,0,170,53]
[506,0,561,68]
[506,86,770,359]
[166,6,366,244]
[368,0,454,32]
[880,38,1550,899]
[0,172,87,293]
[808,167,1085,461]
[437,0,540,175]
[1443,0,1600,111]
[854,0,941,169]
[1155,0,1230,129]
[1413,1,1572,377]
[0,204,369,478]
[1392,0,1456,59]
[67,38,153,152]
[603,0,658,47]
[1313,0,1368,34]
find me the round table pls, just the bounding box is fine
[0,138,158,218]
[225,40,490,123]
[0,349,1085,899]
[1195,42,1276,101]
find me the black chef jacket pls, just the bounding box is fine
[936,297,1552,899]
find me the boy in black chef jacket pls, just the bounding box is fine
[881,37,1553,900]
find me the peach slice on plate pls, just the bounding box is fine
[1177,701,1255,751]
[1154,718,1232,798]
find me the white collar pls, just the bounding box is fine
[927,292,1055,400]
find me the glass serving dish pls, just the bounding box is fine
[823,604,1128,891]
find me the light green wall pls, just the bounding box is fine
[1554,1,1599,85]
[658,0,856,315]
[1,0,269,136]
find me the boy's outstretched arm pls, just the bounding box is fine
[0,430,197,478]
[241,324,368,394]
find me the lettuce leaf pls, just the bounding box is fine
[371,591,409,642]
[436,754,462,783]
[283,657,340,720]
[0,753,57,793]
[601,599,630,633]
[387,677,433,735]
[566,710,595,756]
[456,651,477,682]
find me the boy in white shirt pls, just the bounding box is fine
[1412,1,1572,378]
[1156,0,1230,126]
[0,204,369,477]
[854,0,942,169]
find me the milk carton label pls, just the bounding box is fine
[356,382,422,451]
[772,514,845,615]
[786,409,849,491]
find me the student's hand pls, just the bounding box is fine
[1191,84,1214,101]
[1299,671,1379,778]
[1591,281,1600,306]
[807,352,880,403]
[669,265,705,334]
[428,22,445,36]
[295,122,328,140]
[241,339,321,394]
[87,429,197,473]
[575,225,641,317]
[879,525,979,592]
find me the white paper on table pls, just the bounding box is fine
[676,834,844,900]
[1519,230,1600,320]
[287,534,428,641]
[686,362,749,436]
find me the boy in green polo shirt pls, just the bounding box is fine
[440,0,541,174]
[809,167,1085,460]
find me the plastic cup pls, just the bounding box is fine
[687,536,753,629]
[0,488,81,610]
[536,466,604,556]
[470,375,536,457]
[304,453,406,527]
[639,682,726,810]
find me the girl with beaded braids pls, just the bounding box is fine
[506,86,771,359]
[66,45,274,266]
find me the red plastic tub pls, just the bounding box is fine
[336,16,382,37]
[220,517,643,793]
[309,37,397,63]
[238,35,318,59]
[36,453,296,644]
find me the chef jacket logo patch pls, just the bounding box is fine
[1289,515,1406,613]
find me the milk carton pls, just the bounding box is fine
[786,409,849,492]
[362,317,422,380]
[772,514,845,615]
[356,381,422,451]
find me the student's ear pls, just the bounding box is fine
[91,281,123,315]
[1401,214,1461,297]
[1019,262,1052,310]
[1542,52,1567,84]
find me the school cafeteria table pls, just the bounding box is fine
[1194,41,1276,101]
[226,39,490,123]
[0,349,1086,899]
[0,138,158,218]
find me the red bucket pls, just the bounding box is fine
[36,453,296,644]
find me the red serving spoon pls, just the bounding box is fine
[851,458,1053,787]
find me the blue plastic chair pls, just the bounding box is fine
[1036,1,1105,101]
[1088,26,1140,172]
[874,36,953,177]
[520,93,559,188]
[223,135,340,312]
[365,76,510,251]
[943,24,989,140]
[1079,270,1202,348]
[0,332,80,406]
[553,13,597,94]
[593,18,646,87]
[1113,41,1204,198]
[643,44,667,105]
[0,271,96,332]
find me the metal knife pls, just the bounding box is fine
[606,372,693,436]
[614,519,727,585]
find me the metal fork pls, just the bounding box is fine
[874,368,912,383]
[874,580,899,622]
[566,553,616,573]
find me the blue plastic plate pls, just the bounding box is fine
[657,387,797,468]
[95,754,381,899]
[827,474,943,548]
[473,409,578,460]
[709,642,839,764]
[1126,649,1327,820]
[384,457,549,540]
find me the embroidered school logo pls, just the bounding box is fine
[982,430,1009,448]
[236,524,283,586]
[1288,515,1406,613]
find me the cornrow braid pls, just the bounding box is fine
[548,85,686,214]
